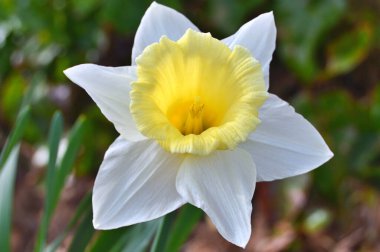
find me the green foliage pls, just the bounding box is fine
[44,193,92,252]
[326,23,373,76]
[164,204,203,251]
[209,0,263,34]
[275,0,346,82]
[0,147,20,252]
[102,0,151,34]
[34,112,64,252]
[0,107,30,172]
[0,74,33,251]
[149,204,203,252]
[112,220,160,252]
[68,210,95,252]
[35,113,87,252]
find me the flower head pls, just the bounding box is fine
[64,2,333,248]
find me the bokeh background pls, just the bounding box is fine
[1,0,380,251]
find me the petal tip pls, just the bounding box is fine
[63,65,82,82]
[92,219,100,230]
[63,66,75,78]
[261,11,276,29]
[63,63,93,80]
[92,218,105,230]
[326,148,334,159]
[320,139,334,161]
[147,1,165,12]
[92,219,116,230]
[234,232,251,249]
[261,11,275,21]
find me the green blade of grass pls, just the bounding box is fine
[0,107,30,173]
[0,72,36,251]
[51,116,86,213]
[150,214,175,252]
[117,220,161,252]
[149,205,203,252]
[88,219,161,252]
[36,115,86,252]
[45,112,64,218]
[164,204,203,252]
[68,208,95,252]
[34,112,64,252]
[0,146,20,252]
[44,193,92,252]
[0,71,40,173]
[87,228,130,252]
[0,71,41,171]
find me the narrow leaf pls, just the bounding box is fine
[0,147,20,252]
[87,228,130,252]
[0,107,30,172]
[88,220,160,252]
[165,204,203,252]
[150,214,175,252]
[0,71,39,172]
[115,220,160,252]
[44,193,92,252]
[34,112,64,252]
[51,116,86,212]
[68,209,95,252]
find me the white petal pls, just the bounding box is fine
[241,94,333,181]
[176,148,256,248]
[222,12,276,89]
[131,2,199,64]
[64,64,145,141]
[93,137,185,229]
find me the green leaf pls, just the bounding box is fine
[36,115,86,252]
[88,228,130,252]
[68,209,95,252]
[44,193,92,252]
[0,70,37,173]
[150,214,175,252]
[0,70,36,251]
[34,112,64,252]
[89,219,160,252]
[164,204,203,252]
[0,107,30,173]
[45,112,64,220]
[118,220,161,252]
[51,116,87,209]
[149,205,203,252]
[0,147,20,252]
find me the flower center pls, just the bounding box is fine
[182,96,204,135]
[130,29,268,155]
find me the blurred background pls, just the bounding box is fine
[0,0,379,251]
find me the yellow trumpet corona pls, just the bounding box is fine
[130,29,268,155]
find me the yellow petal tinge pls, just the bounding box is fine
[130,29,267,155]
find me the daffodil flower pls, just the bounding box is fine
[64,2,333,248]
